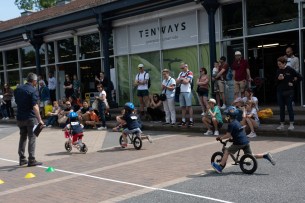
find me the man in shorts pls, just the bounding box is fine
[231,51,252,99]
[176,63,194,127]
[134,64,150,116]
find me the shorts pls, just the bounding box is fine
[234,80,246,94]
[72,133,83,143]
[226,143,252,154]
[197,88,209,97]
[217,80,225,93]
[123,127,142,135]
[137,90,149,97]
[207,118,223,129]
[179,92,192,107]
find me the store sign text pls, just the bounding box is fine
[139,22,186,38]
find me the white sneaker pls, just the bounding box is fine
[47,125,52,128]
[201,112,206,116]
[146,135,153,143]
[214,130,219,136]
[247,132,257,138]
[276,125,284,131]
[98,126,107,130]
[5,117,9,120]
[288,125,294,131]
[220,104,226,110]
[1,118,5,120]
[204,130,213,136]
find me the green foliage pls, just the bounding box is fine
[14,0,56,11]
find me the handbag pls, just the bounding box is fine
[159,94,167,101]
[58,114,68,124]
[160,78,172,101]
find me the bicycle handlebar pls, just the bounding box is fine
[218,139,233,146]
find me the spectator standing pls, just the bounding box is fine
[275,56,301,131]
[285,47,299,73]
[0,95,9,120]
[39,81,50,118]
[48,72,57,104]
[196,67,209,116]
[2,83,14,118]
[72,74,81,99]
[134,64,150,116]
[63,74,74,99]
[176,63,194,127]
[14,73,44,167]
[215,56,229,109]
[96,84,107,130]
[161,69,176,126]
[231,51,252,99]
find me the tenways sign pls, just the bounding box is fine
[138,22,186,38]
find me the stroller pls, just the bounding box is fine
[64,112,88,153]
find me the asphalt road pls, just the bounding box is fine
[0,123,304,203]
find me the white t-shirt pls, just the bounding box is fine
[135,72,149,90]
[247,107,259,123]
[242,96,259,110]
[162,77,176,99]
[48,77,57,90]
[177,71,193,93]
[99,90,107,102]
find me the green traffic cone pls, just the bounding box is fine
[45,167,55,173]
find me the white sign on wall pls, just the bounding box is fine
[114,11,199,54]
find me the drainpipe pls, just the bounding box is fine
[97,14,112,103]
[201,0,219,97]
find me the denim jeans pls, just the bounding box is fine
[46,115,58,126]
[98,101,106,127]
[0,105,8,118]
[277,90,294,122]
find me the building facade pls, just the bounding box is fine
[0,0,304,106]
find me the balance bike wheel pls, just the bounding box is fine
[133,136,142,150]
[119,135,125,148]
[80,143,88,153]
[239,154,257,174]
[65,141,72,152]
[211,151,226,169]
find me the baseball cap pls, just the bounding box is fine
[208,98,216,104]
[235,51,242,56]
[138,64,144,68]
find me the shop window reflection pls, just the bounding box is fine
[79,33,100,60]
[222,2,243,38]
[58,38,76,62]
[6,49,19,70]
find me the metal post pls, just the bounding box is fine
[202,0,220,97]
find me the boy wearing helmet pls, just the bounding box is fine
[120,102,151,147]
[211,106,276,173]
[64,112,84,146]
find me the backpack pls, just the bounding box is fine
[137,72,151,89]
[226,67,233,81]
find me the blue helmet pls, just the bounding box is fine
[124,102,135,111]
[68,112,78,119]
[224,106,238,118]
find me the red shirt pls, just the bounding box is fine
[232,59,249,81]
[218,62,229,80]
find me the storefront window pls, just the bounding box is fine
[6,49,19,70]
[40,44,46,66]
[7,70,19,88]
[57,62,77,99]
[116,56,129,106]
[22,68,36,84]
[199,43,220,75]
[247,0,298,35]
[0,72,4,87]
[0,52,3,71]
[131,52,160,105]
[79,33,100,60]
[58,38,76,62]
[79,59,102,97]
[162,46,199,105]
[222,2,243,38]
[21,46,36,67]
[47,42,55,64]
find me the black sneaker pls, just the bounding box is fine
[177,122,186,127]
[28,160,43,167]
[171,123,175,127]
[188,121,194,127]
[19,159,28,166]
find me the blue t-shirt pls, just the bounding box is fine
[14,83,39,121]
[123,112,140,130]
[236,108,243,122]
[227,119,249,145]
